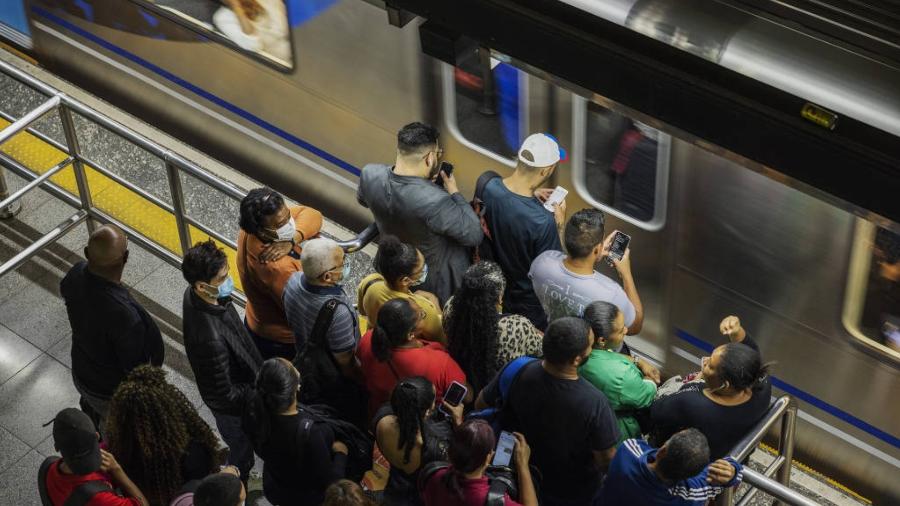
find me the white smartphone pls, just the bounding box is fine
[492,431,517,467]
[543,186,568,212]
[438,381,468,416]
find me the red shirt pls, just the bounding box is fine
[356,330,467,416]
[45,460,141,506]
[422,468,521,506]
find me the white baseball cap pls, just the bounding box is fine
[518,133,568,167]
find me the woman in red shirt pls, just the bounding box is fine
[421,419,539,506]
[357,298,471,417]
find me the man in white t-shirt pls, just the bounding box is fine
[529,209,644,335]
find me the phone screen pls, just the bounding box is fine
[608,231,631,261]
[443,381,467,406]
[492,431,516,467]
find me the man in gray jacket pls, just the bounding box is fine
[357,122,482,305]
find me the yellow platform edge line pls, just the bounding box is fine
[0,42,38,65]
[757,442,872,504]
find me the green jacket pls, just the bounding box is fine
[579,348,657,442]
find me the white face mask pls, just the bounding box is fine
[274,216,295,242]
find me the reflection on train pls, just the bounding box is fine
[5,0,900,502]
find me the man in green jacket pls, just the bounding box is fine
[579,301,659,441]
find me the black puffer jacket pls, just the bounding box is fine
[182,288,263,415]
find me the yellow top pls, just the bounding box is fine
[356,273,444,343]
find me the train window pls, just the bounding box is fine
[441,50,528,166]
[131,0,294,69]
[571,97,670,231]
[843,221,900,360]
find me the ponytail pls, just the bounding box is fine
[390,377,435,464]
[242,359,299,450]
[372,298,418,363]
[719,342,775,392]
[583,301,620,345]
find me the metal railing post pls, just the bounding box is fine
[165,157,193,256]
[0,165,21,218]
[58,102,97,234]
[773,402,798,506]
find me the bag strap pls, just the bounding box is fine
[417,460,450,493]
[38,456,60,506]
[386,359,402,381]
[359,277,384,308]
[498,356,538,402]
[474,170,502,204]
[63,480,112,506]
[310,299,340,349]
[485,476,513,506]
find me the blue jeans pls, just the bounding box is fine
[211,410,255,479]
[244,319,295,361]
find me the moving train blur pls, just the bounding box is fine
[2,0,899,502]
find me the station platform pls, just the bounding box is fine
[0,49,870,506]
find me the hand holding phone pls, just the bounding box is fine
[492,431,517,467]
[439,381,467,418]
[607,231,631,261]
[435,161,454,188]
[542,186,568,212]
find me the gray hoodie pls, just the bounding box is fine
[357,163,483,305]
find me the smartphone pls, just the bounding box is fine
[607,231,631,261]
[492,431,516,467]
[542,186,568,212]
[435,161,454,187]
[439,381,467,416]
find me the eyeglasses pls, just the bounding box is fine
[318,262,345,279]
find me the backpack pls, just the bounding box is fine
[417,461,519,506]
[38,456,112,506]
[297,404,374,482]
[466,356,538,434]
[471,170,502,263]
[293,299,349,402]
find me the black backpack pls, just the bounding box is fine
[471,170,502,263]
[417,461,519,506]
[293,299,346,402]
[297,404,374,482]
[38,456,112,506]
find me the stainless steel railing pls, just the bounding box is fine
[0,57,377,303]
[715,395,816,506]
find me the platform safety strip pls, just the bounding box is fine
[0,117,244,292]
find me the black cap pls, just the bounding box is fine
[50,408,100,475]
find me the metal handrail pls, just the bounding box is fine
[0,58,378,305]
[716,395,802,506]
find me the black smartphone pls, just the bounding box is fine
[439,381,467,416]
[608,231,631,261]
[435,161,454,187]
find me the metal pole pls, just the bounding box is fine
[0,165,20,219]
[773,402,798,506]
[0,95,61,145]
[0,157,71,210]
[58,103,97,234]
[743,468,819,506]
[165,158,193,256]
[0,211,86,278]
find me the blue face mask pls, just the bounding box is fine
[210,276,235,299]
[341,262,351,281]
[412,263,428,286]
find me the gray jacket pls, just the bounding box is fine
[357,163,483,304]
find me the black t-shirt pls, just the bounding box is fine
[481,361,620,505]
[482,178,562,303]
[649,378,772,460]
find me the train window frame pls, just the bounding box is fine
[570,96,671,232]
[841,219,900,363]
[127,0,296,72]
[440,62,529,168]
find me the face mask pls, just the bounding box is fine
[274,216,295,242]
[341,261,351,281]
[208,276,235,299]
[411,263,428,286]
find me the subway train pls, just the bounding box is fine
[2,0,899,502]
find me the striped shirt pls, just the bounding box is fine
[283,273,359,354]
[598,438,742,506]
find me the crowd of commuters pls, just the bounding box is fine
[44,121,774,506]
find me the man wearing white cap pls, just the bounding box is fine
[480,133,568,329]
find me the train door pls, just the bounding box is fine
[435,46,674,361]
[0,0,31,49]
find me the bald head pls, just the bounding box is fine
[85,225,128,280]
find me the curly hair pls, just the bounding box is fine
[239,187,284,236]
[106,366,220,506]
[445,262,505,391]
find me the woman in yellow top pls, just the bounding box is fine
[357,235,445,344]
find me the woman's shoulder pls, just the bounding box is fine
[498,314,541,338]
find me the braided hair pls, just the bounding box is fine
[242,358,299,451]
[106,365,219,506]
[445,262,505,391]
[390,376,435,464]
